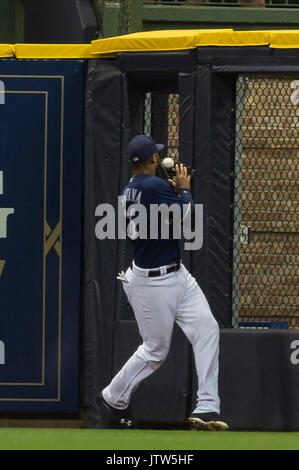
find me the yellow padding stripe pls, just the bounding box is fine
[91,29,234,55]
[270,30,299,49]
[1,30,299,60]
[91,29,299,54]
[14,43,94,59]
[196,30,270,47]
[91,29,272,54]
[0,44,15,58]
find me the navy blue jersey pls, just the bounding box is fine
[121,174,195,269]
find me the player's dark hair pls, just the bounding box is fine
[131,154,154,170]
[131,161,142,170]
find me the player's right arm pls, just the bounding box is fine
[167,163,191,192]
[167,163,194,224]
[161,163,194,216]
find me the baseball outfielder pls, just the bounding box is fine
[100,135,228,431]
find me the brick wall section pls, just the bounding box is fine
[168,94,179,161]
[236,78,299,328]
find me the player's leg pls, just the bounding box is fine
[102,268,182,411]
[175,265,228,430]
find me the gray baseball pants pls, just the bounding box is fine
[102,262,220,415]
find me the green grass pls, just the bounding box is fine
[0,428,298,450]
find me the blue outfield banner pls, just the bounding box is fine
[0,60,84,411]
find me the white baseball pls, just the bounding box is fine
[162,157,175,169]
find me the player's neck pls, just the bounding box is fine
[132,168,156,177]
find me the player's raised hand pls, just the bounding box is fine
[168,163,191,190]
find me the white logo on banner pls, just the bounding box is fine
[0,341,5,365]
[290,340,299,365]
[0,80,5,105]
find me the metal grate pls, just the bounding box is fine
[118,0,133,35]
[144,92,180,161]
[232,76,299,329]
[95,1,133,35]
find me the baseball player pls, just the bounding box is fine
[100,135,228,431]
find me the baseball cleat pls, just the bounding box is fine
[100,392,136,429]
[188,412,229,431]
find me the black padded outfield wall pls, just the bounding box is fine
[83,59,123,427]
[192,66,234,328]
[83,60,194,426]
[219,329,299,431]
[83,49,299,430]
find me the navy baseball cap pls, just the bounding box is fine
[128,135,164,163]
